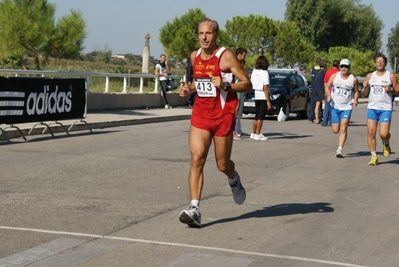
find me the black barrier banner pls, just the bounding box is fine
[0,77,86,124]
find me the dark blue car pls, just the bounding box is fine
[243,70,310,120]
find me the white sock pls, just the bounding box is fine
[371,151,377,156]
[337,146,343,151]
[190,200,199,208]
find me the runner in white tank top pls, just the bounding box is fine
[361,53,399,166]
[324,58,359,158]
[367,70,394,110]
[330,72,355,110]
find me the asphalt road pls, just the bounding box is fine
[1,103,398,267]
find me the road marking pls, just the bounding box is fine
[0,226,371,267]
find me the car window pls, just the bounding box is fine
[289,75,299,90]
[269,73,289,88]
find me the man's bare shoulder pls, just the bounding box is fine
[219,49,240,71]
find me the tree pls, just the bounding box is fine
[159,8,236,62]
[93,46,112,63]
[323,46,374,77]
[0,0,86,70]
[47,10,86,60]
[273,21,315,68]
[285,0,382,53]
[387,22,399,73]
[159,8,206,61]
[225,15,277,56]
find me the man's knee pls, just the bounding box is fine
[191,154,206,168]
[216,159,233,173]
[380,132,390,140]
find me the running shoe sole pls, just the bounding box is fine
[368,157,378,166]
[179,210,201,228]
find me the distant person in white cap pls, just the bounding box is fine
[361,53,399,166]
[324,58,359,158]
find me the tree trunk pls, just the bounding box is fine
[19,56,27,70]
[34,56,40,70]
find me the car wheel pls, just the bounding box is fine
[300,100,310,119]
[283,101,290,121]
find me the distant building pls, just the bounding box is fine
[112,54,125,59]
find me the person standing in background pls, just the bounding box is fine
[185,60,195,108]
[155,54,172,109]
[309,58,322,123]
[322,60,340,126]
[313,60,326,124]
[250,55,271,141]
[233,47,247,140]
[361,53,398,165]
[298,65,308,85]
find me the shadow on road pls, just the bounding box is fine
[202,202,334,228]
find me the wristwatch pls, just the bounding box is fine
[223,82,232,91]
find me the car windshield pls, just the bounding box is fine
[269,73,289,88]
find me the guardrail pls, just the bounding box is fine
[0,69,184,94]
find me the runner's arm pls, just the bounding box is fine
[353,77,359,106]
[361,73,372,97]
[219,50,252,93]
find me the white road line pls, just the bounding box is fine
[0,226,371,267]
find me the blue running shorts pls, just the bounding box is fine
[331,108,352,124]
[367,109,392,123]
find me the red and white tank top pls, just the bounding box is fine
[192,47,237,119]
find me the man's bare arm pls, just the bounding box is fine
[219,50,252,93]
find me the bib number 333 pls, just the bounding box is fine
[195,78,217,97]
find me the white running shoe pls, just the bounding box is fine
[229,172,246,205]
[335,149,343,158]
[179,205,201,228]
[233,131,242,140]
[250,133,255,139]
[254,134,268,141]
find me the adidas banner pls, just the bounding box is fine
[0,77,86,124]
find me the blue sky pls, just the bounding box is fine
[51,0,398,58]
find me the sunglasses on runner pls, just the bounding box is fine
[340,65,349,69]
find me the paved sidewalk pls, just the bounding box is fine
[0,107,193,141]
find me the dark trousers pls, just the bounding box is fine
[322,96,331,126]
[160,80,169,105]
[187,93,196,106]
[308,91,322,122]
